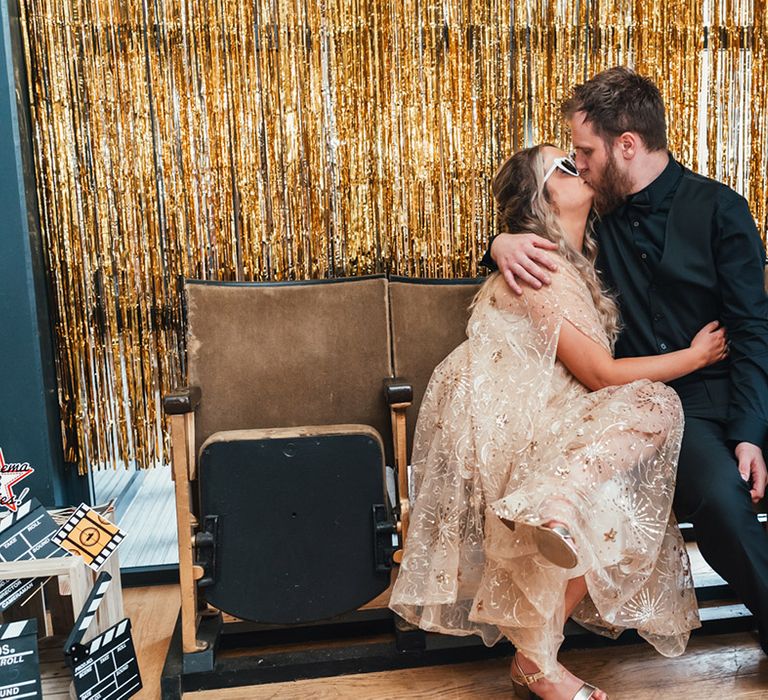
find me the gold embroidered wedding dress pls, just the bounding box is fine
[389,258,700,678]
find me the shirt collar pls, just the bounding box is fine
[625,153,682,213]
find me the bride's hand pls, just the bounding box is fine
[690,321,728,368]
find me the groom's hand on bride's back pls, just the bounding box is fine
[491,233,560,295]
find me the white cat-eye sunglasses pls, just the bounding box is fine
[542,155,580,184]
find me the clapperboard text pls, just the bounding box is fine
[0,618,42,699]
[0,448,34,513]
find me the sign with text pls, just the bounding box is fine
[0,618,42,698]
[0,448,33,513]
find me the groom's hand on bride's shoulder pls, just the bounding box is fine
[735,441,768,503]
[491,233,559,295]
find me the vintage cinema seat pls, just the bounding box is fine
[163,272,485,679]
[164,275,412,672]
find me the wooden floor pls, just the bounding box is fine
[121,583,768,700]
[182,630,768,699]
[126,584,181,699]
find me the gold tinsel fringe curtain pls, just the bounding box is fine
[17,0,768,471]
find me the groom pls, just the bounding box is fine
[482,67,768,653]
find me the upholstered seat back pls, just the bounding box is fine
[185,276,394,464]
[388,276,484,459]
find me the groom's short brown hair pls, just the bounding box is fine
[562,67,668,151]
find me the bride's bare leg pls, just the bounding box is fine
[511,576,608,700]
[564,575,588,619]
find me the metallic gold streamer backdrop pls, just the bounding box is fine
[16,0,768,472]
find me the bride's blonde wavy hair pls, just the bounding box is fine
[479,144,621,347]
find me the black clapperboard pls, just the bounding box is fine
[64,572,142,700]
[0,498,67,612]
[0,618,42,698]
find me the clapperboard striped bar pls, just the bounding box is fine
[66,572,113,650]
[52,504,126,571]
[0,500,34,532]
[64,572,142,700]
[0,618,42,698]
[0,618,36,638]
[86,618,129,656]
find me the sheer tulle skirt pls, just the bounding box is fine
[389,334,700,679]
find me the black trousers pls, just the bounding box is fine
[673,390,768,652]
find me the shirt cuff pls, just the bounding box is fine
[726,413,768,449]
[480,237,498,270]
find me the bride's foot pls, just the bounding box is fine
[534,520,578,569]
[511,652,607,700]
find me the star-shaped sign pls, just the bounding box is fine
[0,448,34,513]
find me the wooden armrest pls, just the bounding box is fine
[384,378,413,560]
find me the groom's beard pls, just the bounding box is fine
[592,152,632,215]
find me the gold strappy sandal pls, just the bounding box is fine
[510,654,605,700]
[510,654,544,699]
[572,684,602,700]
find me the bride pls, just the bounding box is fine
[389,145,727,700]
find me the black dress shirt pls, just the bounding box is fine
[597,156,684,358]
